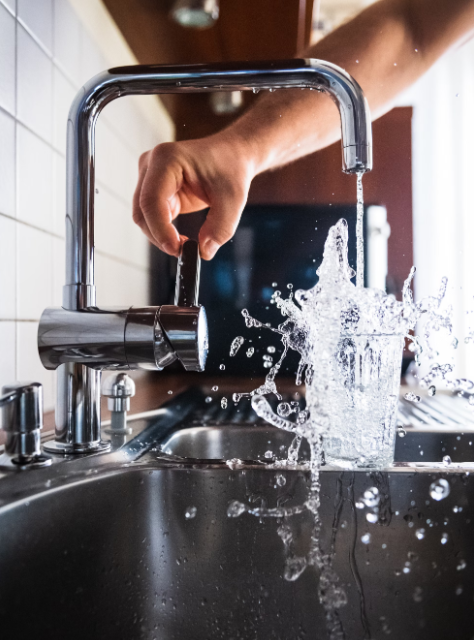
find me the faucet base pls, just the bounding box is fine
[0,452,52,470]
[43,439,111,455]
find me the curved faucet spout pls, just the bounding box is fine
[65,59,372,308]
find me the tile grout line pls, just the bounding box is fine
[0,318,39,323]
[0,0,15,19]
[17,17,52,61]
[0,210,63,240]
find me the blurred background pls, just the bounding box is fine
[1,0,473,413]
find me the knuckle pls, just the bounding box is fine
[150,141,177,163]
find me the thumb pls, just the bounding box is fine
[198,184,248,260]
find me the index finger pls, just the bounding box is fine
[139,147,183,256]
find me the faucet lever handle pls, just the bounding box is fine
[0,382,51,467]
[174,239,200,307]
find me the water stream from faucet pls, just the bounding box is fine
[356,173,364,288]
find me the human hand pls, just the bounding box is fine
[132,132,257,260]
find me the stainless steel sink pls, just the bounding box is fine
[1,388,474,640]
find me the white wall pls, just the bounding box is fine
[0,0,174,410]
[395,37,474,380]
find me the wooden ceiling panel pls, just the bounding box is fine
[103,0,313,64]
[103,0,314,136]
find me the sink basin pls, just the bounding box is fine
[1,459,474,640]
[161,423,474,465]
[1,389,474,639]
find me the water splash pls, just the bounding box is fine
[229,336,245,356]
[226,217,455,638]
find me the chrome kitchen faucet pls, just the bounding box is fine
[37,59,372,454]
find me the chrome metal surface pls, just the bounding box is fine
[159,305,208,372]
[174,239,201,307]
[38,306,177,371]
[65,60,371,303]
[0,382,51,467]
[41,242,204,450]
[1,390,474,638]
[102,372,136,434]
[162,239,208,372]
[44,362,108,454]
[41,59,369,454]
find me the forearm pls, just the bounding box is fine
[223,0,474,174]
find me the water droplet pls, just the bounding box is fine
[428,385,436,396]
[362,487,380,508]
[429,478,450,501]
[355,501,365,509]
[246,347,254,357]
[276,474,286,486]
[185,506,197,519]
[405,392,421,403]
[469,395,474,406]
[361,533,371,545]
[366,512,378,524]
[219,364,225,371]
[212,385,218,391]
[441,532,449,545]
[226,458,244,469]
[205,396,212,403]
[264,450,273,459]
[272,282,277,287]
[397,427,406,437]
[415,528,425,540]
[230,336,245,356]
[453,505,462,513]
[403,562,412,574]
[227,500,246,517]
[455,585,463,595]
[167,390,173,395]
[232,393,241,402]
[457,559,467,571]
[221,397,228,409]
[277,402,292,417]
[267,345,276,354]
[443,455,452,466]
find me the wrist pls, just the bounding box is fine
[213,119,272,177]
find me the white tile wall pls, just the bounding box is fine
[0,0,173,410]
[0,109,15,216]
[16,123,54,231]
[0,215,16,318]
[0,322,16,390]
[18,0,53,54]
[17,24,53,142]
[0,3,15,115]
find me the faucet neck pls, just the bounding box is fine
[64,59,372,310]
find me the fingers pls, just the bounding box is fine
[136,146,182,256]
[133,142,251,261]
[198,183,248,260]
